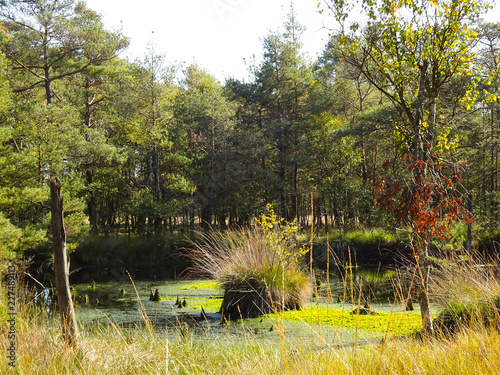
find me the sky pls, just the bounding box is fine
[84,0,500,82]
[84,0,332,82]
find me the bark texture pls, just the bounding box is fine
[50,176,79,346]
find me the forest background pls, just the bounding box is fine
[0,0,499,277]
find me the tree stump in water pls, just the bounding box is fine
[150,289,161,301]
[219,280,308,320]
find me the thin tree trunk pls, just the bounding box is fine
[411,60,433,334]
[417,240,434,334]
[277,99,287,219]
[207,123,215,228]
[50,177,79,346]
[86,170,97,233]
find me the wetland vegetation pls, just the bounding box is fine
[2,252,500,374]
[2,0,500,373]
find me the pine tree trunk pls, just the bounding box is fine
[50,177,79,346]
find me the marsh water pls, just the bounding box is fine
[42,270,426,349]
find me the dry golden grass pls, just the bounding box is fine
[1,306,499,374]
[1,249,499,374]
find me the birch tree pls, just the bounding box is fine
[322,0,491,332]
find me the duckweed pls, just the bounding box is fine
[192,298,223,313]
[182,281,221,290]
[272,307,424,336]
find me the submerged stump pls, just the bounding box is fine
[219,278,311,320]
[150,289,161,301]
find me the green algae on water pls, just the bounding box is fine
[192,298,223,313]
[271,306,424,336]
[182,281,221,290]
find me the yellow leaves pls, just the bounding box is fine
[460,85,480,111]
[435,126,459,153]
[480,88,500,105]
[254,204,306,267]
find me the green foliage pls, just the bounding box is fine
[0,213,21,258]
[174,65,236,226]
[1,0,128,101]
[227,9,318,220]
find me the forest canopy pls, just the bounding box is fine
[0,0,499,260]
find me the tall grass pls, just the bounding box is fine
[1,298,499,374]
[1,247,500,373]
[430,250,500,333]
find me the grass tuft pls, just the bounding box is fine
[188,206,313,319]
[188,226,312,318]
[430,250,500,334]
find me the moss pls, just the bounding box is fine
[272,306,424,336]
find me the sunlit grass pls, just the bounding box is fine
[2,248,500,374]
[344,227,399,245]
[1,303,499,374]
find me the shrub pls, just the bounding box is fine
[189,205,312,319]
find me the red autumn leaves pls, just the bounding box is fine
[375,157,472,242]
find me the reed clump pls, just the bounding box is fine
[189,205,312,319]
[430,250,500,335]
